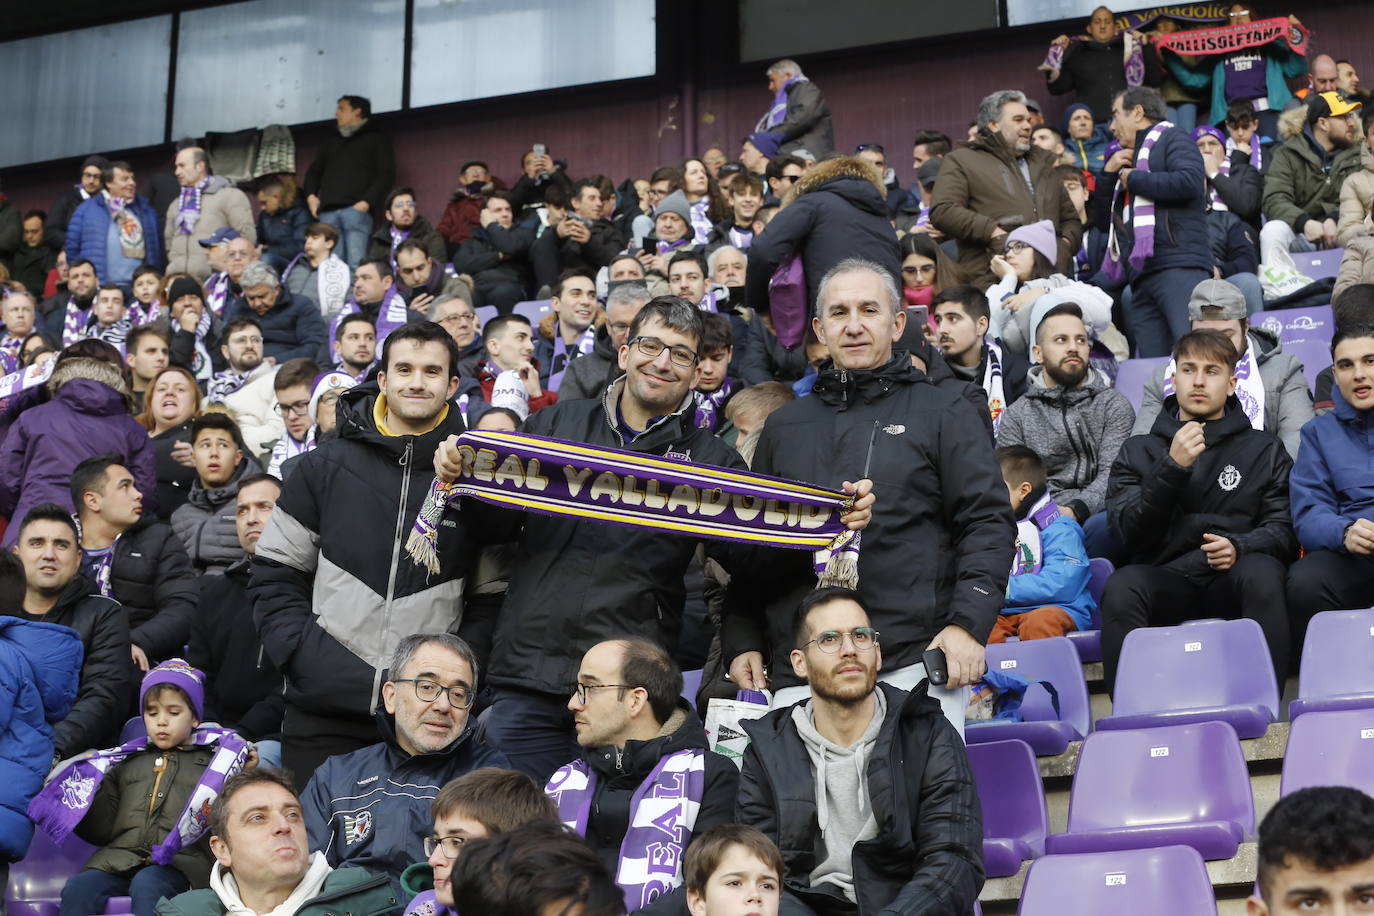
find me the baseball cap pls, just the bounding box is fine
[1308,91,1362,125]
[1187,278,1248,321]
[199,227,242,249]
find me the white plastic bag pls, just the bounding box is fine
[702,689,771,770]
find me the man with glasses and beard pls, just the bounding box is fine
[737,588,983,916]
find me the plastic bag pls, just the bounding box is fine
[702,689,771,770]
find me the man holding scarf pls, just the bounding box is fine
[163,148,255,282]
[1093,85,1210,357]
[64,161,163,289]
[1044,6,1164,124]
[755,59,833,159]
[329,259,427,355]
[1132,279,1312,459]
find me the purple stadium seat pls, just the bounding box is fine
[1280,707,1374,797]
[118,715,146,743]
[1283,337,1331,393]
[1112,357,1170,413]
[1018,845,1218,916]
[968,739,1048,877]
[1291,248,1343,280]
[513,299,553,324]
[1045,720,1253,859]
[474,305,499,330]
[1066,558,1113,663]
[104,898,132,915]
[680,669,703,708]
[1252,304,1333,345]
[6,828,97,916]
[1095,618,1278,738]
[967,637,1091,755]
[1290,609,1374,719]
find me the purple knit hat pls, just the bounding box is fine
[1192,125,1226,146]
[1006,219,1059,264]
[747,131,784,159]
[141,658,206,721]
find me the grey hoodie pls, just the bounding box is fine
[996,365,1136,520]
[790,687,887,903]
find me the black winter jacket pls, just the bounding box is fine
[13,574,137,759]
[170,457,259,573]
[451,224,535,293]
[303,121,396,215]
[773,79,835,158]
[365,215,448,266]
[1208,209,1260,278]
[112,515,200,661]
[531,218,625,289]
[250,384,473,723]
[1091,122,1211,278]
[256,201,311,267]
[738,682,984,915]
[723,353,1015,686]
[736,311,809,386]
[485,380,749,696]
[1107,397,1298,571]
[1210,156,1264,227]
[186,560,284,741]
[222,287,327,363]
[1046,37,1165,123]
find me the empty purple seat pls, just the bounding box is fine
[1284,337,1332,392]
[104,898,132,915]
[1067,558,1113,663]
[1045,721,1253,859]
[513,299,553,324]
[967,637,1091,755]
[680,669,703,708]
[474,305,499,330]
[1019,845,1218,915]
[1290,609,1374,720]
[1112,357,1170,412]
[1253,304,1334,345]
[1292,248,1343,280]
[1096,618,1278,738]
[6,828,96,916]
[1280,707,1374,797]
[968,739,1048,877]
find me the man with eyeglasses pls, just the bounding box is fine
[266,358,321,477]
[737,587,983,916]
[223,260,327,363]
[546,637,737,913]
[763,155,805,206]
[209,317,284,457]
[429,297,485,378]
[452,190,534,313]
[44,155,108,250]
[302,634,507,893]
[365,187,447,270]
[394,240,471,316]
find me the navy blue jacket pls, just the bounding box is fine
[223,286,327,362]
[1291,387,1374,554]
[256,201,311,267]
[1207,209,1259,278]
[302,713,509,893]
[64,194,164,279]
[0,617,83,862]
[1091,122,1211,278]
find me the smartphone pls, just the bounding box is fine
[532,143,547,158]
[923,647,949,687]
[905,304,929,330]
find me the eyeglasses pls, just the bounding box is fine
[1004,240,1032,256]
[275,400,310,417]
[803,627,881,654]
[901,264,937,276]
[392,678,475,709]
[571,682,638,704]
[390,201,417,209]
[424,835,466,859]
[778,174,801,184]
[439,313,476,326]
[629,335,699,368]
[226,251,255,261]
[228,335,263,346]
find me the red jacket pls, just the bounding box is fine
[476,360,557,414]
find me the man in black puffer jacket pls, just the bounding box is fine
[251,322,476,788]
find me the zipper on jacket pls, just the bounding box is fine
[148,755,168,815]
[372,440,414,714]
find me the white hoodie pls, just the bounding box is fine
[209,850,332,916]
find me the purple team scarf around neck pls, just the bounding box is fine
[1103,120,1174,281]
[656,236,690,256]
[1011,491,1062,577]
[174,177,211,236]
[332,286,408,345]
[693,378,734,431]
[29,726,250,864]
[547,749,705,912]
[61,297,89,347]
[404,429,861,589]
[549,323,598,392]
[759,75,805,131]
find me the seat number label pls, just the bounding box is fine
[1361,729,1374,740]
[1000,660,1017,669]
[1150,746,1170,757]
[1184,641,1202,652]
[1105,873,1127,886]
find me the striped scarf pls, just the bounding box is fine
[548,323,597,393]
[204,273,231,316]
[174,177,211,236]
[1226,136,1263,172]
[1103,120,1174,281]
[693,378,735,431]
[689,199,714,245]
[61,297,90,347]
[983,340,1008,433]
[758,75,806,131]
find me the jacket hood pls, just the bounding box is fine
[400,861,435,896]
[369,695,480,764]
[337,381,467,458]
[1149,394,1253,444]
[598,375,699,449]
[583,700,708,779]
[812,351,922,409]
[203,175,233,195]
[1248,327,1281,364]
[1363,143,1374,175]
[782,156,888,213]
[1023,364,1113,402]
[49,356,131,402]
[51,377,132,416]
[186,455,263,511]
[0,617,82,721]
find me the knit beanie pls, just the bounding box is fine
[308,370,358,421]
[747,131,784,159]
[655,190,693,226]
[141,659,206,721]
[1061,103,1095,135]
[1007,219,1059,265]
[1192,125,1226,146]
[167,276,202,306]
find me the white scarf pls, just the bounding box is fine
[982,339,1008,432]
[210,850,332,916]
[316,255,350,322]
[1163,338,1266,430]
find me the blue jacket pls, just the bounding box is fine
[0,617,84,862]
[256,201,311,267]
[1292,387,1374,553]
[1090,122,1211,278]
[1005,511,1095,631]
[64,193,164,280]
[223,286,326,362]
[1165,40,1308,128]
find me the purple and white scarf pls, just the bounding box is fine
[1226,136,1264,172]
[204,273,231,317]
[1011,491,1062,577]
[0,356,56,400]
[1103,120,1174,281]
[207,367,254,404]
[757,75,806,131]
[128,299,163,327]
[85,317,132,355]
[183,308,215,383]
[983,340,1008,433]
[548,324,597,393]
[28,726,250,864]
[689,199,714,246]
[727,225,754,249]
[174,177,212,236]
[1040,31,1146,88]
[656,237,690,256]
[60,297,90,347]
[267,427,315,479]
[547,749,705,913]
[1163,339,1265,428]
[388,226,410,270]
[693,378,735,431]
[0,333,22,359]
[331,286,409,346]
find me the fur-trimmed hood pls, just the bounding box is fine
[780,156,888,210]
[48,357,132,404]
[538,307,606,342]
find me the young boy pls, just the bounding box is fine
[282,221,351,322]
[684,824,784,916]
[991,445,1094,642]
[694,312,739,433]
[31,659,251,916]
[84,283,132,351]
[1055,164,1097,280]
[401,767,558,916]
[129,265,164,326]
[719,174,764,250]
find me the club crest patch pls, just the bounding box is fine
[342,810,373,845]
[59,773,96,810]
[883,424,906,435]
[1218,464,1242,491]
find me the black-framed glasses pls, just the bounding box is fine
[1004,240,1032,256]
[571,682,639,704]
[392,678,474,708]
[424,835,466,859]
[274,400,310,417]
[778,174,801,184]
[803,627,881,654]
[629,335,699,368]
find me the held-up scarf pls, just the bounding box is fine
[548,324,598,393]
[174,177,212,236]
[283,253,350,320]
[1103,120,1174,281]
[0,357,56,400]
[757,75,807,131]
[1153,16,1310,58]
[404,429,861,588]
[693,378,735,431]
[106,194,146,260]
[1163,340,1266,429]
[983,340,1008,433]
[204,273,231,316]
[547,749,705,913]
[1040,32,1146,88]
[1011,491,1062,577]
[331,286,409,346]
[1226,136,1264,172]
[61,297,90,347]
[28,726,250,864]
[1117,4,1230,30]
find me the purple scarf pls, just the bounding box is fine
[1011,491,1062,577]
[693,378,735,431]
[759,75,805,131]
[205,273,230,316]
[1103,120,1174,281]
[547,749,705,912]
[388,226,411,270]
[331,286,408,346]
[174,177,211,236]
[548,324,598,393]
[28,726,250,864]
[128,299,163,327]
[688,199,714,246]
[61,297,90,347]
[656,237,690,256]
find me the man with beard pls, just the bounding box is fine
[997,303,1136,558]
[737,588,983,916]
[333,313,377,381]
[210,317,284,457]
[38,257,98,343]
[933,285,1029,433]
[365,187,447,268]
